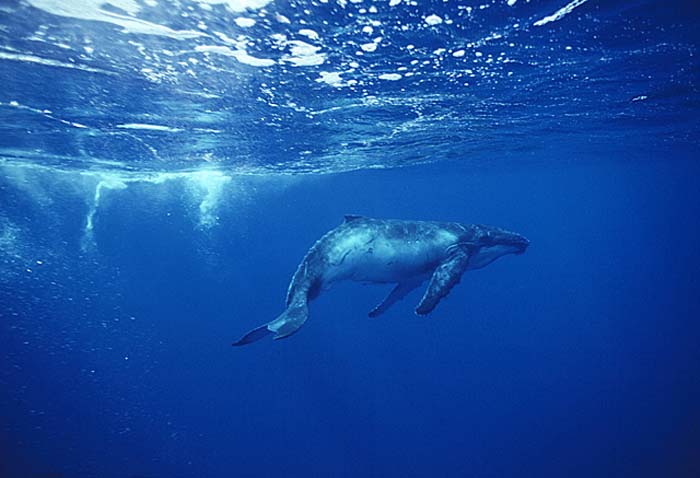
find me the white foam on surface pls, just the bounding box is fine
[424,14,443,26]
[196,44,236,55]
[378,73,402,81]
[230,50,275,67]
[1,100,91,129]
[26,0,206,39]
[0,51,114,75]
[116,123,182,132]
[298,29,320,41]
[316,71,344,87]
[195,44,275,67]
[316,70,357,88]
[533,0,589,27]
[234,17,256,28]
[193,0,272,12]
[282,40,325,67]
[360,42,377,52]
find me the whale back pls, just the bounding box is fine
[343,214,365,223]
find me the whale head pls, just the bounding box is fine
[462,224,529,270]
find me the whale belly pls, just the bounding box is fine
[323,230,451,284]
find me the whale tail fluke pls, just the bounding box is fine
[267,300,308,340]
[231,324,272,346]
[232,299,309,346]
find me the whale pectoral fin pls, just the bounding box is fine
[368,280,422,318]
[415,249,471,316]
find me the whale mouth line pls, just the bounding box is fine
[514,237,530,254]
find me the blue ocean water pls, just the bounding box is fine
[1,1,699,477]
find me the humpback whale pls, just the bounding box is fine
[232,216,529,346]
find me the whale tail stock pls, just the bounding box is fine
[232,297,309,346]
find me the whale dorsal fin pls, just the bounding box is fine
[343,214,365,223]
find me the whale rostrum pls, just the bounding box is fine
[232,216,529,346]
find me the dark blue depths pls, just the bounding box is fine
[1,156,699,478]
[1,0,700,476]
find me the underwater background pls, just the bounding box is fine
[1,0,699,477]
